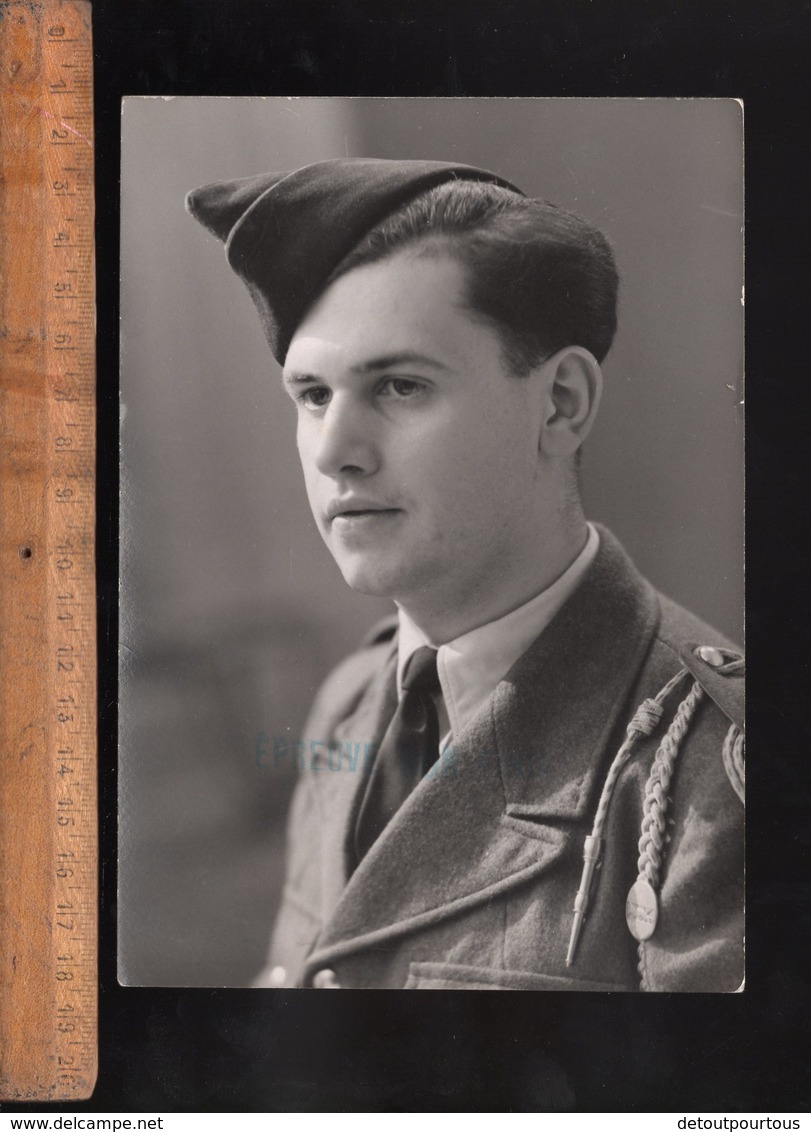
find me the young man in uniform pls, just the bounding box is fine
[187,158,744,992]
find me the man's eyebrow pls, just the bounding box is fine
[352,351,451,374]
[283,352,452,386]
[282,372,319,386]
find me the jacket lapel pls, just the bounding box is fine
[306,528,660,974]
[311,645,399,917]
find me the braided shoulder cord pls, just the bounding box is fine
[722,723,745,803]
[636,680,705,889]
[565,666,691,968]
[635,680,705,989]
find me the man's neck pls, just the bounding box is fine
[397,518,591,646]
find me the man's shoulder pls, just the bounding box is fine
[306,614,398,734]
[651,592,744,731]
[632,588,745,811]
[654,589,740,656]
[356,612,400,650]
[585,530,744,807]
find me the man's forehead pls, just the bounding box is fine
[283,252,477,374]
[283,335,346,378]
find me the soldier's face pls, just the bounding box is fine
[283,251,557,628]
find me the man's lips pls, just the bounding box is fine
[325,499,401,522]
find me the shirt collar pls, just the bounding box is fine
[397,523,600,740]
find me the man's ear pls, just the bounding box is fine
[536,346,603,457]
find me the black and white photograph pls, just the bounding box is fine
[119,97,744,993]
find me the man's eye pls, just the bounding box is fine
[298,386,331,410]
[381,377,424,398]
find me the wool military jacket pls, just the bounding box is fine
[267,527,744,992]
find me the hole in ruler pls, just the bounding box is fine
[19,547,33,560]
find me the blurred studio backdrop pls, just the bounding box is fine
[119,98,743,986]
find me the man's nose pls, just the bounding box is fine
[312,394,379,478]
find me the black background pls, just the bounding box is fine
[8,0,811,1112]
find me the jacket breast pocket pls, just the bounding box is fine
[405,961,628,992]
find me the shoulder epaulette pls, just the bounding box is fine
[678,642,744,732]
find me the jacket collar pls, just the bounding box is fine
[304,526,660,973]
[496,525,660,822]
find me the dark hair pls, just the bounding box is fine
[330,179,619,375]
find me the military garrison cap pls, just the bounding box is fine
[185,157,522,364]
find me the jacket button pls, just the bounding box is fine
[268,965,287,987]
[312,968,341,989]
[696,645,726,667]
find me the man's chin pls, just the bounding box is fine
[338,569,397,598]
[333,555,404,599]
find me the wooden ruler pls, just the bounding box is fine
[0,0,97,1102]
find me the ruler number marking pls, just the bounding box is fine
[1,1,96,1100]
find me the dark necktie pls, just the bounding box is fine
[354,645,441,864]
